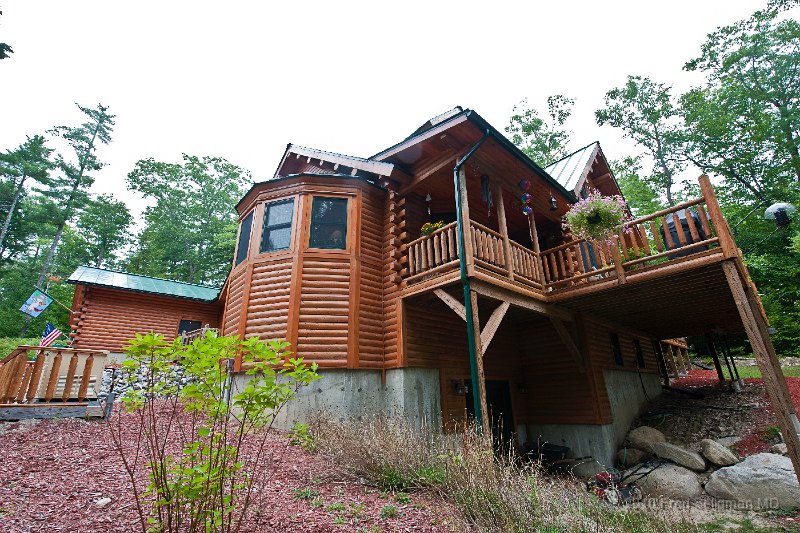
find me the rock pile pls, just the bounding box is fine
[98,364,190,402]
[616,425,800,509]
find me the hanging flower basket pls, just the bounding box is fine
[564,190,631,243]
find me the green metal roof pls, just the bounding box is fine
[68,266,221,302]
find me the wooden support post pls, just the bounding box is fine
[468,289,489,429]
[699,175,737,258]
[665,344,679,377]
[654,341,670,386]
[527,212,547,284]
[722,260,800,480]
[705,334,726,383]
[457,168,475,273]
[493,182,514,279]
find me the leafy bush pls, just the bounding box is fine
[108,332,319,533]
[565,189,632,242]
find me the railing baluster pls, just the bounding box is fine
[408,245,416,275]
[672,211,688,247]
[650,220,664,252]
[25,352,46,402]
[685,209,701,241]
[661,216,675,250]
[45,351,62,401]
[696,205,713,236]
[433,233,441,266]
[78,354,94,401]
[62,354,79,402]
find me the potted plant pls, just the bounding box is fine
[420,221,445,236]
[564,189,631,243]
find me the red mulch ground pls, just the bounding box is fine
[672,370,800,456]
[0,412,457,533]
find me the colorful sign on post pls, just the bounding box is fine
[19,289,53,318]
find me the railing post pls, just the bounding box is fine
[699,174,737,258]
[527,212,547,285]
[493,182,514,279]
[610,236,627,284]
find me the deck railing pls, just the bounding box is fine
[0,346,109,404]
[402,176,733,295]
[181,326,219,345]
[406,221,460,282]
[470,221,509,275]
[540,196,725,290]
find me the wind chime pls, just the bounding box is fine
[518,179,533,215]
[480,174,493,217]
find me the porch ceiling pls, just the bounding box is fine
[556,262,744,339]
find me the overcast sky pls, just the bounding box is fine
[0,1,776,221]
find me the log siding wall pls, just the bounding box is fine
[226,177,388,368]
[70,286,222,352]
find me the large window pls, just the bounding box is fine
[309,197,348,249]
[260,199,295,253]
[235,212,253,265]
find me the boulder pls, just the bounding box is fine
[95,497,112,507]
[623,463,703,500]
[570,458,605,479]
[617,447,649,468]
[627,426,666,454]
[705,453,800,509]
[771,443,788,456]
[701,439,738,467]
[653,442,706,472]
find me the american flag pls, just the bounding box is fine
[41,322,62,347]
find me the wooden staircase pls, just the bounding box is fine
[0,345,110,420]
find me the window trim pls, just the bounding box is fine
[234,211,254,266]
[308,196,349,251]
[260,198,295,254]
[633,339,645,368]
[611,333,623,366]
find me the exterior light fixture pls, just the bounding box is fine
[425,192,432,216]
[452,379,469,395]
[549,193,558,211]
[764,202,796,228]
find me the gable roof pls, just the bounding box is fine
[68,266,221,302]
[544,142,601,193]
[274,143,394,180]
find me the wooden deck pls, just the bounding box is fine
[400,176,737,335]
[0,346,110,420]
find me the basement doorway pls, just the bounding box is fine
[466,380,515,450]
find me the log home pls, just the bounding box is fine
[66,107,800,469]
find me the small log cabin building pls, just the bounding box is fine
[68,107,800,468]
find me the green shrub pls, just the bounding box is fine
[380,504,399,519]
[293,487,319,500]
[108,332,319,533]
[289,421,317,452]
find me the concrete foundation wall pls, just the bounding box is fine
[232,367,441,431]
[526,369,662,467]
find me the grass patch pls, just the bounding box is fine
[310,415,699,532]
[292,487,319,500]
[380,504,399,519]
[729,365,800,379]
